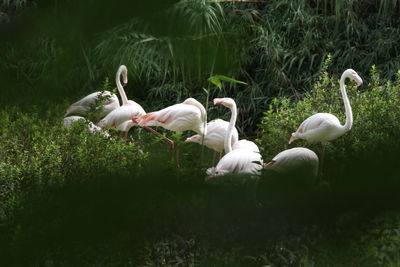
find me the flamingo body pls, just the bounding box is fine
[185,119,239,153]
[98,102,145,130]
[136,98,206,135]
[233,139,260,153]
[65,91,119,119]
[264,147,319,177]
[63,115,109,136]
[207,148,263,177]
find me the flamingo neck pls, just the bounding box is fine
[116,68,129,106]
[224,101,237,153]
[340,72,353,132]
[186,99,207,135]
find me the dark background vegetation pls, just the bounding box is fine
[1,0,400,265]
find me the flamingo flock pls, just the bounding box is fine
[64,65,363,180]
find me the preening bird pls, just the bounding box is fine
[65,90,119,120]
[134,98,206,135]
[63,116,109,137]
[206,97,263,178]
[133,97,207,167]
[289,69,362,174]
[97,65,146,139]
[264,147,319,178]
[185,119,239,165]
[232,139,260,153]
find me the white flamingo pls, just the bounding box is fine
[185,119,260,165]
[65,90,119,120]
[185,119,239,165]
[97,65,146,139]
[289,69,362,171]
[264,147,319,178]
[63,116,110,137]
[289,69,362,145]
[206,97,263,178]
[133,97,207,167]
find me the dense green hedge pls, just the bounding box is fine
[258,62,400,161]
[0,108,147,220]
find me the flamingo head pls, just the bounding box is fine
[345,69,363,86]
[117,65,128,86]
[213,97,235,108]
[185,134,202,144]
[131,116,139,125]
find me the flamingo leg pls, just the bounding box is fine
[175,143,180,168]
[142,125,174,152]
[303,141,308,147]
[123,131,128,140]
[319,143,325,177]
[219,152,222,160]
[212,151,216,166]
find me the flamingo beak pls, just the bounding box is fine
[213,98,224,105]
[355,75,363,86]
[131,117,138,124]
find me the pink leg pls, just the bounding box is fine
[175,143,180,168]
[212,151,216,166]
[219,152,222,160]
[142,126,174,152]
[124,131,128,140]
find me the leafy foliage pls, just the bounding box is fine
[0,107,147,221]
[258,63,400,158]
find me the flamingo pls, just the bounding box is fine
[65,90,119,120]
[289,69,363,171]
[206,97,263,178]
[185,119,239,165]
[264,147,319,178]
[97,65,146,139]
[63,116,110,137]
[133,98,207,167]
[185,119,259,165]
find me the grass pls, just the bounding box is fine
[1,105,400,265]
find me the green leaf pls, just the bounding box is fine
[208,75,247,90]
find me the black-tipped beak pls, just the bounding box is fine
[122,82,127,88]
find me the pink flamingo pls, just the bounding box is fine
[264,147,319,178]
[185,118,239,165]
[133,97,207,167]
[206,97,263,178]
[97,65,146,139]
[289,69,363,171]
[65,91,119,120]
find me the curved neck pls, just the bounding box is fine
[224,102,237,153]
[340,73,353,131]
[116,68,129,105]
[187,99,207,135]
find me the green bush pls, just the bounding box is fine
[0,107,147,221]
[257,62,400,164]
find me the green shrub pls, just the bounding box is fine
[257,63,400,164]
[0,107,147,221]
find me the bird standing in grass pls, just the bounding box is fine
[97,65,146,139]
[133,97,207,168]
[185,119,239,165]
[289,69,362,173]
[206,97,263,178]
